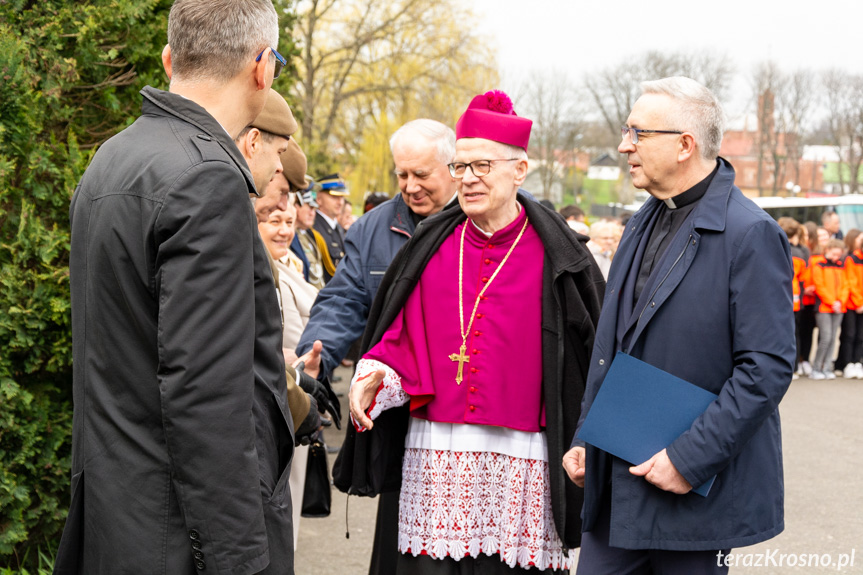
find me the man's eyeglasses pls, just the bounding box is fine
[447,159,519,179]
[621,127,683,144]
[256,47,287,79]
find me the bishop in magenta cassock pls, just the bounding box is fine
[340,91,605,574]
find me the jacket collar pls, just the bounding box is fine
[520,196,593,276]
[389,194,416,237]
[140,86,256,194]
[634,157,735,235]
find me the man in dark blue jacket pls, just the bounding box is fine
[295,119,457,375]
[564,77,795,574]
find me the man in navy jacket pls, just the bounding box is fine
[564,77,795,574]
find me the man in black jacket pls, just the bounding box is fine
[56,1,295,573]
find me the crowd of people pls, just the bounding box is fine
[781,212,863,380]
[56,1,797,574]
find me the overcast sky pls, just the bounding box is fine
[472,0,863,121]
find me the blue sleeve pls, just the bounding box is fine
[666,219,795,487]
[296,219,374,375]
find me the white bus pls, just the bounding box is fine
[751,194,863,231]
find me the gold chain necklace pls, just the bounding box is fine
[448,215,530,384]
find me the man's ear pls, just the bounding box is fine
[254,48,271,91]
[235,128,261,159]
[513,158,529,186]
[161,45,173,80]
[678,133,697,163]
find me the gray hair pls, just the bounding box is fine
[497,142,528,161]
[390,119,456,165]
[640,76,725,160]
[168,0,278,82]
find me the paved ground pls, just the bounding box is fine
[296,368,863,574]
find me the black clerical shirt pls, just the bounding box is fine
[633,161,719,303]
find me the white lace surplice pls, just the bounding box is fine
[353,359,573,571]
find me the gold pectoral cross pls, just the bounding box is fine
[448,343,470,385]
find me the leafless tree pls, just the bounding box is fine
[513,71,585,201]
[751,61,785,195]
[823,69,863,195]
[780,69,816,187]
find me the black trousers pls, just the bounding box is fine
[576,500,728,575]
[368,491,400,575]
[835,310,863,370]
[799,304,817,364]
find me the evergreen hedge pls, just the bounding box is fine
[1,1,172,568]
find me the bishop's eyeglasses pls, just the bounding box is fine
[447,159,519,179]
[621,126,683,144]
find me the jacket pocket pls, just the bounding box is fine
[266,388,295,506]
[368,266,388,294]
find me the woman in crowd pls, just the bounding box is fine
[258,197,320,549]
[838,230,863,378]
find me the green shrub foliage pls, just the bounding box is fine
[0,1,172,568]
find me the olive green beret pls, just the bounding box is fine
[280,138,308,192]
[250,89,298,139]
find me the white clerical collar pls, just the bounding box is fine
[469,203,523,237]
[317,209,339,229]
[664,197,678,209]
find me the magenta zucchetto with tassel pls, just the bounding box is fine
[455,89,532,151]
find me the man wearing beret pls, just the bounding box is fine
[342,91,605,573]
[235,88,293,192]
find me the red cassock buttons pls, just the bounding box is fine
[470,367,478,373]
[472,349,480,354]
[469,386,476,393]
[476,313,484,319]
[481,277,489,283]
[488,244,495,249]
[484,258,492,265]
[469,405,476,411]
[474,330,482,337]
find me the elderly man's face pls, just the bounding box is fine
[619,93,683,200]
[255,172,291,223]
[393,137,455,217]
[316,191,344,219]
[454,138,525,230]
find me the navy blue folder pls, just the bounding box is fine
[577,352,718,497]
